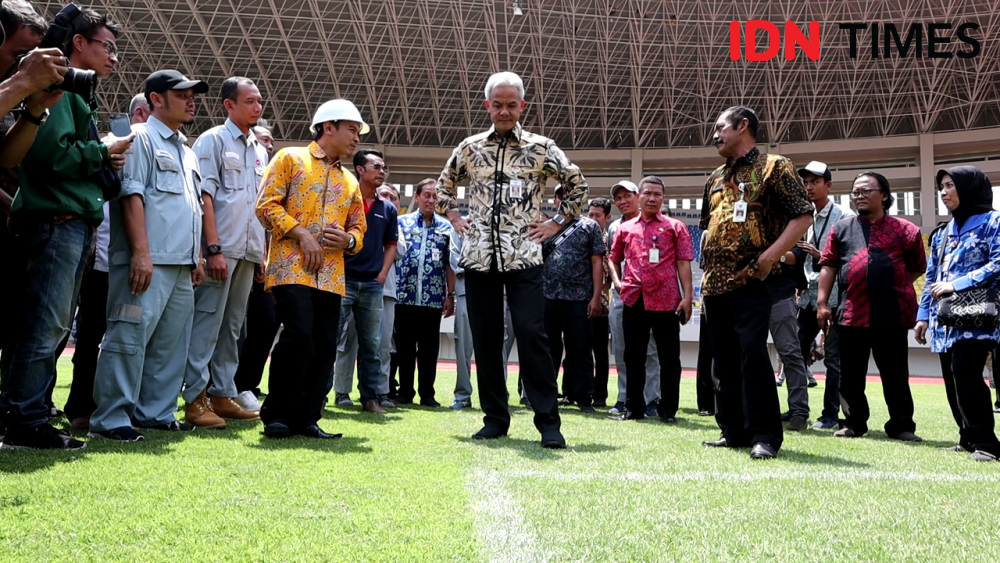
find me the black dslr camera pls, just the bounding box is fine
[39,3,97,101]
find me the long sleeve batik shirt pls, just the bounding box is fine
[436,123,589,273]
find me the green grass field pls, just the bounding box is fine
[2,357,999,562]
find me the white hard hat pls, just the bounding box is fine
[310,99,370,135]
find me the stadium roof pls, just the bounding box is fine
[36,0,1000,149]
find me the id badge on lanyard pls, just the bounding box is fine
[733,183,748,223]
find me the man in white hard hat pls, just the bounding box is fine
[255,99,368,440]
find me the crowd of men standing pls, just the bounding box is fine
[1,1,999,463]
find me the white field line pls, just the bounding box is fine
[469,469,549,563]
[504,469,1000,484]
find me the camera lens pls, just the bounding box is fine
[58,68,97,101]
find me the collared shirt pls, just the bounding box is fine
[819,214,926,328]
[396,211,452,309]
[542,216,606,302]
[344,196,398,281]
[109,116,203,267]
[13,92,109,226]
[436,123,589,273]
[94,202,110,272]
[798,199,854,310]
[918,212,1000,353]
[699,147,814,297]
[384,225,407,299]
[610,212,694,312]
[192,118,269,263]
[255,141,366,295]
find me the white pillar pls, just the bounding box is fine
[919,133,937,230]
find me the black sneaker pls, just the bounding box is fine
[2,423,86,450]
[137,420,195,432]
[87,426,144,442]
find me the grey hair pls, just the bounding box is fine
[128,93,149,117]
[484,72,525,100]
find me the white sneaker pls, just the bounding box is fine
[235,390,262,412]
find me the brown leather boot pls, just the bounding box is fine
[185,391,226,429]
[362,400,387,414]
[210,396,261,421]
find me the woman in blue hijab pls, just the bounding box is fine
[916,165,1000,462]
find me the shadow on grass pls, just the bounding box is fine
[452,435,620,459]
[774,448,871,468]
[247,434,373,454]
[862,431,955,449]
[0,450,87,474]
[319,409,405,425]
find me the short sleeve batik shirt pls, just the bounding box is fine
[699,147,813,297]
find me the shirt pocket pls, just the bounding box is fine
[154,155,184,194]
[223,157,243,191]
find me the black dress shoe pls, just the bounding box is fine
[300,425,342,439]
[697,410,714,416]
[610,411,644,421]
[780,411,793,422]
[750,442,778,459]
[541,431,566,449]
[660,416,677,424]
[579,405,596,413]
[420,398,442,407]
[702,438,731,447]
[472,427,507,440]
[263,422,293,438]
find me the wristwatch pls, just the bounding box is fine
[779,254,787,263]
[22,108,49,126]
[346,234,357,251]
[551,214,567,227]
[206,243,223,256]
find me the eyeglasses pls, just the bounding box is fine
[849,188,881,199]
[84,36,118,58]
[368,163,389,174]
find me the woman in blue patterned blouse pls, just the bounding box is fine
[915,166,1000,462]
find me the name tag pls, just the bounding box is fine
[509,179,524,199]
[649,248,660,263]
[225,151,240,160]
[431,249,441,262]
[733,201,748,223]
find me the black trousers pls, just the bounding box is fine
[798,304,843,421]
[394,304,442,403]
[940,339,1000,456]
[623,296,681,418]
[465,266,561,437]
[838,326,916,437]
[704,279,783,449]
[590,315,610,404]
[260,285,340,429]
[695,312,715,413]
[544,299,594,408]
[64,269,108,420]
[233,281,280,396]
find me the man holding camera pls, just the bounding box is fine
[1,7,130,450]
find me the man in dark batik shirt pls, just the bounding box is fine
[818,172,926,442]
[699,106,813,460]
[542,185,606,413]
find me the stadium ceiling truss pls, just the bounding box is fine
[35,0,1000,149]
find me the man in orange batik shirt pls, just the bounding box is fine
[255,99,368,440]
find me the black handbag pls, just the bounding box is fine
[935,222,999,329]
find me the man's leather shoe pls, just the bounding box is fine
[750,442,777,459]
[891,431,923,442]
[362,400,387,414]
[541,431,566,449]
[300,425,342,439]
[472,427,507,440]
[610,411,644,421]
[209,396,261,421]
[263,422,292,438]
[185,394,226,429]
[834,427,860,438]
[787,416,808,431]
[419,398,441,407]
[780,411,793,422]
[702,438,731,447]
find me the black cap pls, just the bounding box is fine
[144,70,209,98]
